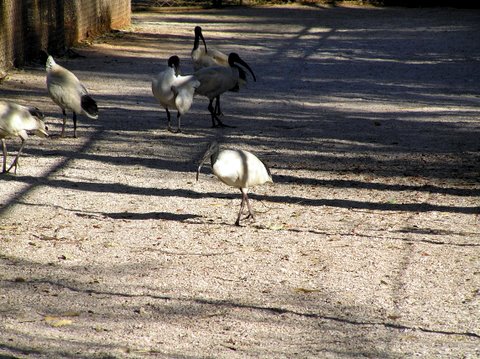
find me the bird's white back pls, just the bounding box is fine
[0,102,40,139]
[46,60,88,114]
[194,66,239,99]
[152,66,177,108]
[192,47,229,71]
[172,74,200,115]
[213,149,272,189]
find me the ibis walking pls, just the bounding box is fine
[0,101,49,174]
[194,53,256,128]
[197,141,272,226]
[191,26,229,116]
[152,55,200,133]
[46,55,98,138]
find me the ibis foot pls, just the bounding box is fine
[213,121,235,129]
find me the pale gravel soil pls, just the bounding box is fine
[1,4,480,358]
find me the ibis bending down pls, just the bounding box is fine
[152,55,200,133]
[46,55,98,138]
[194,52,256,128]
[0,101,49,174]
[197,141,272,226]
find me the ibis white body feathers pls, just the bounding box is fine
[191,26,228,72]
[197,141,272,226]
[192,47,228,71]
[194,52,256,128]
[152,56,200,132]
[0,101,48,174]
[46,55,98,137]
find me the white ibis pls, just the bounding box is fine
[194,52,256,128]
[0,101,49,174]
[191,26,228,72]
[196,141,272,226]
[191,26,250,117]
[46,55,98,138]
[152,55,200,133]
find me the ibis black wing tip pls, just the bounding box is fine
[81,95,99,118]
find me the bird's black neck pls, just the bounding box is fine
[193,34,201,51]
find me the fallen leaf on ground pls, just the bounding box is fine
[35,235,61,241]
[268,223,285,231]
[293,287,322,294]
[44,316,73,327]
[61,311,80,317]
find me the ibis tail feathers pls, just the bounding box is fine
[81,95,98,119]
[260,159,273,182]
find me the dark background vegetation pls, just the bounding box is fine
[132,0,480,8]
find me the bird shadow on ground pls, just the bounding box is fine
[3,172,479,216]
[90,211,201,221]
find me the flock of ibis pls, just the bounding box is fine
[0,26,272,226]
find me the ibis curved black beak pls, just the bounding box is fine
[39,50,50,65]
[194,26,208,54]
[196,141,219,181]
[196,164,203,182]
[196,150,211,182]
[230,53,256,82]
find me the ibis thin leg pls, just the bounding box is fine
[245,193,256,221]
[2,139,7,173]
[214,96,223,117]
[175,112,182,133]
[6,139,26,175]
[61,109,67,137]
[235,190,248,226]
[165,108,172,132]
[73,112,78,138]
[208,99,217,127]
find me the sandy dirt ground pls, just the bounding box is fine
[1,4,479,358]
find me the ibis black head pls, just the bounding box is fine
[228,53,256,82]
[194,26,208,54]
[196,141,220,181]
[39,50,50,65]
[29,109,49,138]
[167,55,180,76]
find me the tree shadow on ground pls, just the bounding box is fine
[2,255,478,358]
[1,7,479,357]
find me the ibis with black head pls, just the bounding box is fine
[191,26,228,72]
[152,55,200,133]
[191,25,231,117]
[45,55,98,138]
[197,141,272,226]
[194,53,256,128]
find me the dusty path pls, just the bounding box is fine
[1,4,479,358]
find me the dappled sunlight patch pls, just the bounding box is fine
[0,4,479,358]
